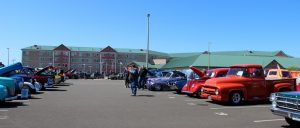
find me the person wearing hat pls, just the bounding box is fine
[128,64,139,96]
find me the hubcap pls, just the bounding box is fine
[232,93,241,103]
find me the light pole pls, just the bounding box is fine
[208,42,211,70]
[146,13,150,69]
[119,62,123,73]
[7,48,9,65]
[88,66,92,73]
[83,64,86,73]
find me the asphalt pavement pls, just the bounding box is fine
[0,79,293,128]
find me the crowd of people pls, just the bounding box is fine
[124,64,149,96]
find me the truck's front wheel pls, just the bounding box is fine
[285,117,300,126]
[229,91,243,105]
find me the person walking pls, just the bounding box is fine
[128,64,139,96]
[138,66,148,90]
[124,67,130,88]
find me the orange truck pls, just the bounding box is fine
[201,64,296,105]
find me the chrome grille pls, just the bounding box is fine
[276,96,300,111]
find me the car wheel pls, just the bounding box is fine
[176,90,181,94]
[285,117,300,126]
[229,91,243,105]
[155,85,162,91]
[195,89,201,98]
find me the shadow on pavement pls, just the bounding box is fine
[55,83,73,86]
[0,101,27,108]
[206,100,270,106]
[44,88,67,91]
[282,125,298,128]
[136,94,155,97]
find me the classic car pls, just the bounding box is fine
[0,77,17,102]
[201,64,295,105]
[181,66,229,97]
[0,63,26,94]
[270,91,300,126]
[147,71,187,91]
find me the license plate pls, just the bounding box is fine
[208,95,212,100]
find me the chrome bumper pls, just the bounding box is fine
[271,107,300,122]
[5,96,18,101]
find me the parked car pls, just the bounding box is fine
[270,91,300,126]
[201,64,296,105]
[181,66,229,97]
[266,69,291,79]
[0,63,27,94]
[0,77,17,102]
[147,71,187,91]
[33,66,56,90]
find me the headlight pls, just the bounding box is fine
[200,87,204,92]
[272,101,277,108]
[270,93,276,102]
[192,84,195,88]
[215,89,219,95]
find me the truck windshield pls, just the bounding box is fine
[227,67,249,77]
[206,71,216,77]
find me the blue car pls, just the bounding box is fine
[147,71,187,91]
[270,91,300,126]
[0,77,17,102]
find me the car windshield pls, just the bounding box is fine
[205,71,216,77]
[164,72,172,78]
[227,67,249,77]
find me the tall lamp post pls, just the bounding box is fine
[146,13,150,69]
[88,66,92,73]
[119,62,123,73]
[7,48,9,65]
[208,42,211,70]
[83,64,86,73]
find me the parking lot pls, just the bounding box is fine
[0,79,292,128]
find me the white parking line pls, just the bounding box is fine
[168,97,175,99]
[0,116,8,120]
[187,103,196,106]
[210,105,269,110]
[0,109,8,120]
[253,119,284,123]
[215,112,228,116]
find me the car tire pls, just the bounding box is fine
[195,89,201,98]
[229,91,243,105]
[285,117,300,126]
[155,85,162,91]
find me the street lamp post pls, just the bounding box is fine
[146,13,150,69]
[83,64,86,73]
[7,48,9,65]
[119,62,123,73]
[208,42,211,70]
[88,66,92,73]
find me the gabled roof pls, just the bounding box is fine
[54,44,71,51]
[101,46,117,52]
[168,52,201,58]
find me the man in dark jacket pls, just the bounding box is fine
[128,64,139,96]
[138,66,148,90]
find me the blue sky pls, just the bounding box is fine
[1,0,300,65]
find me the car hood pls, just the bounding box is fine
[276,91,300,99]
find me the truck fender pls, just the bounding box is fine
[222,83,247,100]
[0,85,8,101]
[274,83,294,92]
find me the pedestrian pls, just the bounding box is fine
[128,64,139,96]
[124,67,130,88]
[138,65,148,90]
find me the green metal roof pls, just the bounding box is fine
[168,52,201,58]
[162,55,199,69]
[210,50,292,57]
[131,61,164,69]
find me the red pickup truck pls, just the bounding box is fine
[201,64,296,105]
[181,66,229,98]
